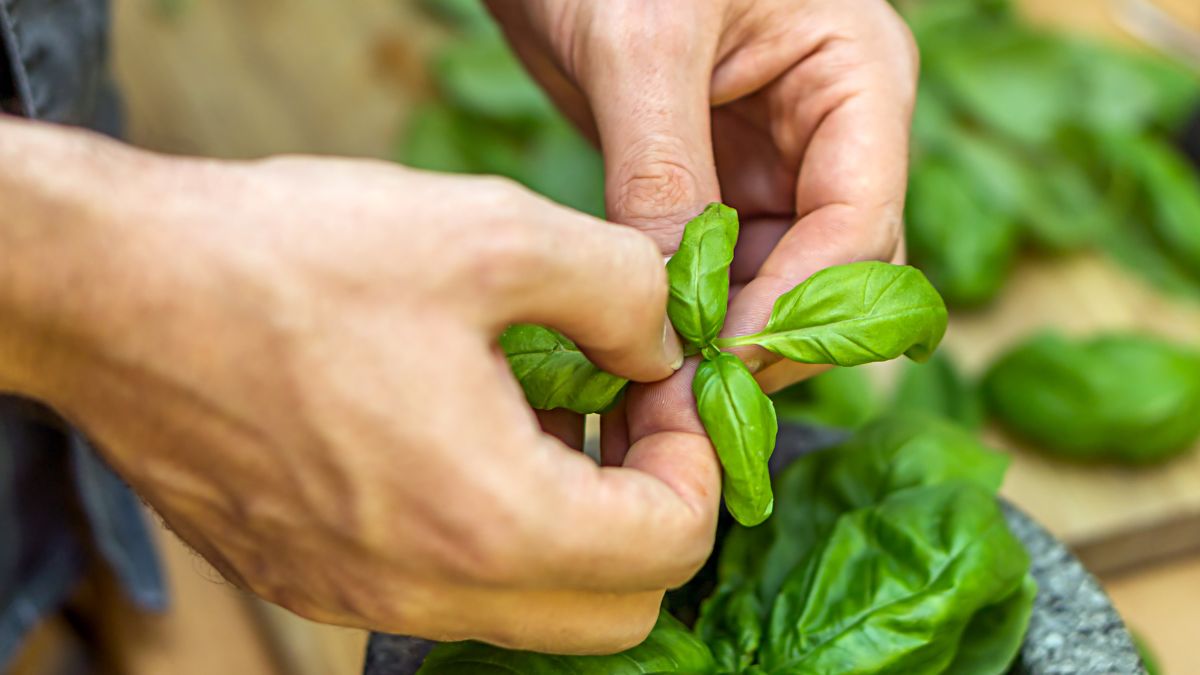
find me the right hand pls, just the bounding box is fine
[0,121,720,653]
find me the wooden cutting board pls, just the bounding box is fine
[935,253,1200,576]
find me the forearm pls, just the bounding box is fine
[0,117,157,405]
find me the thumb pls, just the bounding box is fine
[577,6,722,251]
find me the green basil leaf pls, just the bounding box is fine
[417,610,717,674]
[771,367,880,429]
[417,0,498,36]
[759,483,1032,674]
[949,574,1038,675]
[1067,39,1200,133]
[666,203,739,348]
[693,522,775,673]
[434,37,557,123]
[1103,134,1200,276]
[694,353,777,526]
[891,352,985,431]
[906,158,1019,307]
[1134,633,1164,675]
[983,332,1200,463]
[500,325,627,414]
[693,585,764,673]
[723,262,948,367]
[697,416,1024,671]
[700,415,1011,622]
[935,27,1076,145]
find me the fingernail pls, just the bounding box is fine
[662,316,684,371]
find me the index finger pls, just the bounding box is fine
[499,362,720,594]
[722,25,918,374]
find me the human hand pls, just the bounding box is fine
[0,120,720,653]
[490,0,917,461]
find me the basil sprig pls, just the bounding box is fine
[502,203,949,526]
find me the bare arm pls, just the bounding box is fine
[0,116,716,653]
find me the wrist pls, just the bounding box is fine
[0,118,167,407]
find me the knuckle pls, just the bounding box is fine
[458,196,544,300]
[610,140,705,241]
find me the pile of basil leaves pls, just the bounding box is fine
[419,416,1036,674]
[901,0,1200,306]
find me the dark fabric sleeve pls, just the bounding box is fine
[0,0,112,125]
[0,0,35,116]
[0,2,163,666]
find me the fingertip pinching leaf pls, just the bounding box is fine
[499,324,628,414]
[693,352,777,527]
[666,203,739,348]
[721,262,949,367]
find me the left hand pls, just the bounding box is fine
[490,0,918,463]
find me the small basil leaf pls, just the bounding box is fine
[892,352,985,431]
[1106,134,1200,275]
[694,585,763,673]
[500,324,627,414]
[906,158,1019,307]
[693,353,777,527]
[694,523,776,672]
[417,610,717,674]
[666,203,739,348]
[983,332,1200,463]
[726,262,948,367]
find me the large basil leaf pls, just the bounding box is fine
[666,203,739,349]
[948,574,1038,675]
[500,325,628,414]
[417,611,717,674]
[892,352,985,431]
[983,332,1200,463]
[759,483,1032,674]
[750,415,1009,601]
[720,262,948,367]
[935,27,1076,146]
[694,353,777,527]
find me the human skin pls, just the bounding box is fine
[0,0,917,654]
[489,0,918,465]
[0,116,718,653]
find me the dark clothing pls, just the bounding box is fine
[1,0,164,666]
